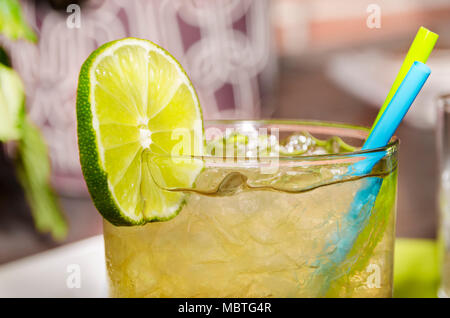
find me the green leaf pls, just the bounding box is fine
[15,118,68,240]
[0,0,37,42]
[0,64,67,240]
[0,63,24,141]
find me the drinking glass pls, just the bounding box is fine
[103,120,398,297]
[437,95,450,298]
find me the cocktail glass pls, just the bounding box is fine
[437,95,450,298]
[103,120,398,297]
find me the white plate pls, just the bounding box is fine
[0,235,108,298]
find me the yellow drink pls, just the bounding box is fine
[103,121,398,298]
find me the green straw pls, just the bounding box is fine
[369,26,438,133]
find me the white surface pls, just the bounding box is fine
[326,49,450,130]
[0,235,108,298]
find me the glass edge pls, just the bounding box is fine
[148,119,400,161]
[437,94,450,115]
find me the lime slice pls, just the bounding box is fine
[77,38,203,225]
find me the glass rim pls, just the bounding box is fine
[148,119,399,161]
[437,93,450,111]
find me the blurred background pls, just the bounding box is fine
[1,0,450,297]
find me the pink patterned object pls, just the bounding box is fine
[1,0,277,195]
